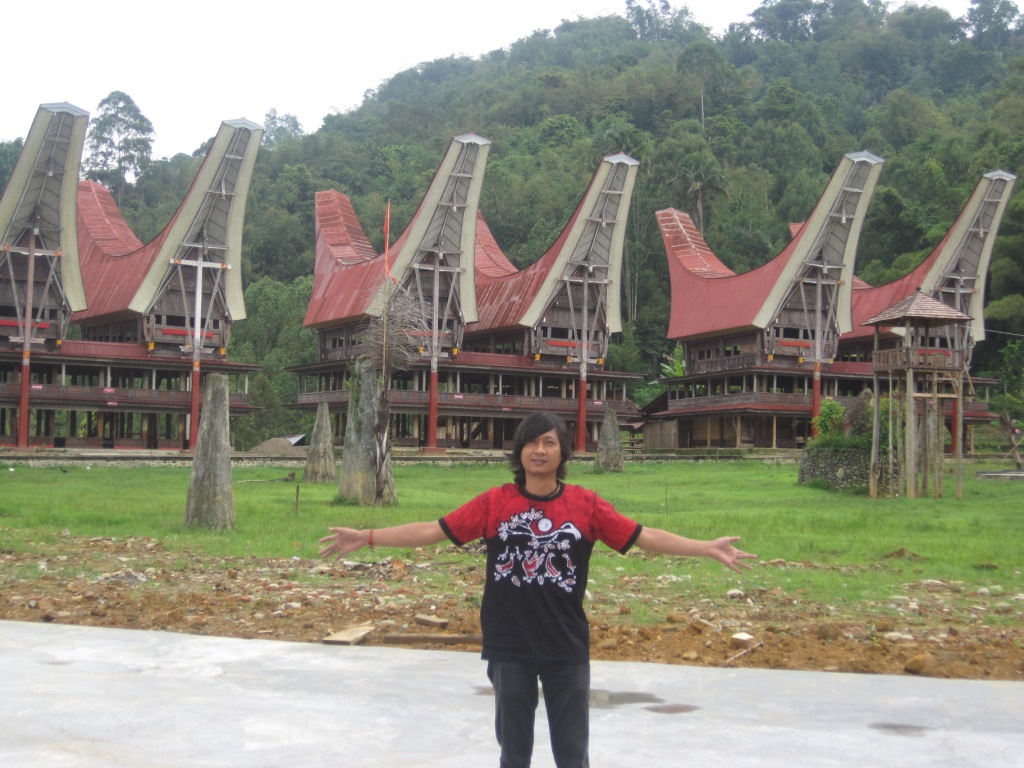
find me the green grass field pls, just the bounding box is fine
[1,458,1021,619]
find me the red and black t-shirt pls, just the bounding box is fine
[439,482,642,663]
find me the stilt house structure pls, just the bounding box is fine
[0,104,89,447]
[865,291,972,500]
[0,110,263,449]
[294,134,643,451]
[646,154,1014,452]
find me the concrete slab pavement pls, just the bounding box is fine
[0,620,1021,767]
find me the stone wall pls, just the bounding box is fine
[798,442,873,492]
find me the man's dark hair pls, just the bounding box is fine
[508,412,573,485]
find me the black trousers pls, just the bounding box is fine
[487,659,590,768]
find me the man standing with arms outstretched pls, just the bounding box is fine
[320,411,755,768]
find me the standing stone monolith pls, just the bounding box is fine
[184,372,235,529]
[338,356,397,505]
[595,406,624,472]
[304,401,337,482]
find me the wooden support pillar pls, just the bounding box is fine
[870,365,881,500]
[576,370,587,453]
[905,368,917,499]
[950,374,958,505]
[811,361,822,438]
[189,362,201,450]
[426,366,439,449]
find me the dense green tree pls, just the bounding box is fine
[811,0,886,41]
[83,91,155,206]
[864,88,944,150]
[676,40,734,129]
[262,109,304,149]
[750,0,816,43]
[856,186,929,279]
[679,149,727,235]
[625,0,708,42]
[705,164,783,271]
[966,0,1021,50]
[229,275,316,449]
[0,138,22,194]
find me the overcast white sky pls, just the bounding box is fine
[1,0,974,159]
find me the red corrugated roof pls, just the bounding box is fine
[304,190,396,329]
[73,181,168,322]
[844,235,947,341]
[305,173,602,336]
[469,188,588,334]
[660,208,792,340]
[474,213,517,278]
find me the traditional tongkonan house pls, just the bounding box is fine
[293,133,644,452]
[0,108,263,449]
[645,151,1014,454]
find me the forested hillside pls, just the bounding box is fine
[3,0,1023,446]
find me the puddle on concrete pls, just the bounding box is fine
[869,722,932,737]
[474,686,697,715]
[590,689,663,709]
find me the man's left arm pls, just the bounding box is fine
[635,528,756,573]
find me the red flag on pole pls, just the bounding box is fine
[384,200,396,283]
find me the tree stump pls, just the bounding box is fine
[184,373,235,529]
[304,401,337,482]
[595,406,624,472]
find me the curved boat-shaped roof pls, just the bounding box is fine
[74,118,262,323]
[662,151,884,342]
[304,133,491,329]
[848,169,1016,341]
[0,102,90,312]
[471,152,639,334]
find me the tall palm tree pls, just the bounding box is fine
[681,149,727,237]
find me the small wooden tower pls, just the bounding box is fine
[865,290,972,500]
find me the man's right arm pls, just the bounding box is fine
[318,521,447,558]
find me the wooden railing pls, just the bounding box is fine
[0,383,249,408]
[668,391,816,412]
[872,347,965,372]
[297,388,638,416]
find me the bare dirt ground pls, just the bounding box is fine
[2,533,1022,681]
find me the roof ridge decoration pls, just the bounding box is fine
[314,189,378,268]
[754,150,884,342]
[656,207,734,279]
[367,133,492,326]
[0,103,90,338]
[520,153,640,335]
[134,120,263,324]
[917,169,1016,344]
[846,169,1016,356]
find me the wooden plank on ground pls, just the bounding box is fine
[323,624,375,646]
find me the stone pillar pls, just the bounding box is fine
[184,373,234,530]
